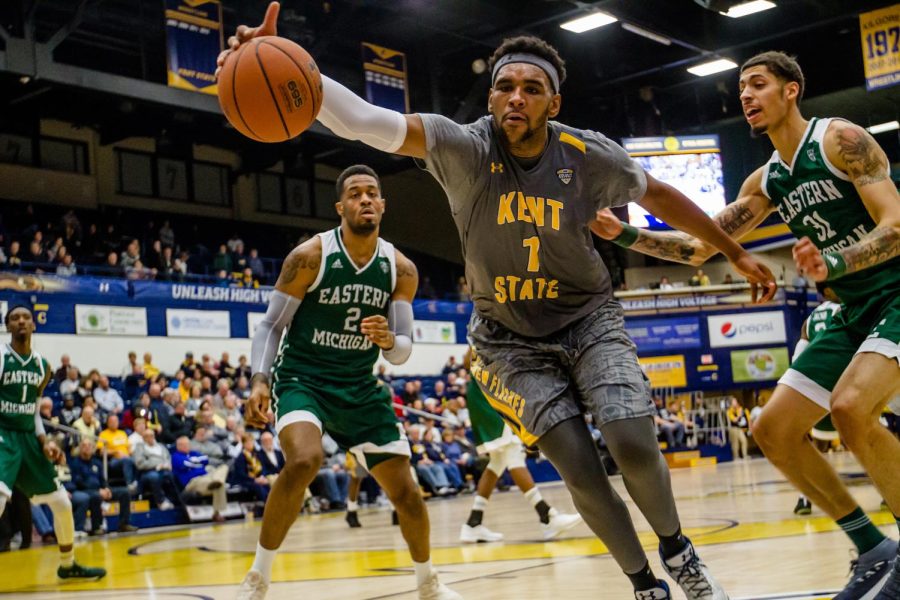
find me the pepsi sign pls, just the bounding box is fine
[707,311,787,348]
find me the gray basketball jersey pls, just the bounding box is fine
[419,114,646,337]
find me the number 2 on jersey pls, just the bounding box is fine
[344,307,361,332]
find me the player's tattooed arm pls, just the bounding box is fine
[827,120,890,187]
[629,230,702,265]
[841,226,900,273]
[275,237,322,298]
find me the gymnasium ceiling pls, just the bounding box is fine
[0,0,896,175]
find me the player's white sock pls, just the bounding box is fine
[347,500,359,512]
[523,487,542,506]
[251,542,277,583]
[413,558,433,587]
[472,495,489,512]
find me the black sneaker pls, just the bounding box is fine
[58,562,107,579]
[873,556,900,599]
[833,538,898,599]
[793,497,812,515]
[391,510,399,526]
[346,511,362,528]
[635,580,671,600]
[117,524,139,533]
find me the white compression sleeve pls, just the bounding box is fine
[251,290,301,379]
[318,75,408,153]
[382,300,413,365]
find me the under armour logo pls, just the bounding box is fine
[490,162,504,174]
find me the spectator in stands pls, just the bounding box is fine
[59,394,81,427]
[146,383,164,414]
[54,354,74,384]
[445,373,462,398]
[81,223,101,258]
[158,220,175,248]
[97,414,137,491]
[145,239,163,272]
[212,378,231,409]
[236,355,251,381]
[59,368,88,403]
[200,356,219,379]
[455,275,470,301]
[172,436,228,523]
[442,356,458,375]
[185,383,203,416]
[722,274,735,285]
[258,432,284,476]
[423,429,463,491]
[376,364,392,384]
[232,434,271,502]
[400,380,420,406]
[225,422,247,462]
[236,267,258,289]
[408,427,453,496]
[653,397,686,449]
[214,269,230,286]
[126,259,154,280]
[234,376,251,401]
[431,380,448,403]
[93,376,124,417]
[180,352,196,376]
[104,251,123,277]
[191,427,226,468]
[158,246,176,280]
[4,240,22,270]
[658,276,674,290]
[162,401,194,445]
[218,393,243,426]
[441,428,475,492]
[688,268,711,287]
[120,238,140,269]
[56,253,76,276]
[68,438,137,534]
[218,353,236,379]
[173,251,189,280]
[133,429,177,510]
[315,434,349,510]
[121,351,141,380]
[26,239,45,267]
[128,418,147,453]
[174,371,192,402]
[442,397,470,429]
[418,275,438,299]
[727,397,752,460]
[142,352,160,380]
[248,248,265,280]
[212,244,232,274]
[132,392,163,434]
[72,405,101,441]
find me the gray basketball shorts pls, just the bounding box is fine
[468,300,655,445]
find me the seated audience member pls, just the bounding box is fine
[376,364,392,384]
[217,393,244,426]
[727,397,752,460]
[442,356,458,375]
[658,276,674,290]
[133,429,178,510]
[185,383,204,416]
[232,434,271,502]
[121,351,141,380]
[67,439,137,534]
[93,376,124,417]
[176,373,193,402]
[424,429,463,491]
[180,352,197,377]
[200,356,219,379]
[142,352,160,380]
[191,427,226,467]
[408,427,453,496]
[235,355,252,381]
[442,397,470,429]
[212,378,231,409]
[226,423,247,462]
[688,268,711,287]
[172,436,229,522]
[218,352,237,379]
[314,434,349,510]
[257,432,284,478]
[667,399,695,445]
[59,394,81,427]
[162,401,194,445]
[128,418,147,453]
[97,414,137,490]
[132,392,164,434]
[441,427,476,491]
[72,405,101,441]
[59,367,87,404]
[38,397,64,444]
[234,376,251,400]
[236,267,259,289]
[54,354,75,384]
[654,397,686,449]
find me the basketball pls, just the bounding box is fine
[217,36,323,143]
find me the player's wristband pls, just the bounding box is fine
[611,222,639,248]
[823,252,847,280]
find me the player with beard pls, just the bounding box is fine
[219,5,781,598]
[592,51,900,599]
[236,164,461,600]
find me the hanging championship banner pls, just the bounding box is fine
[165,0,223,95]
[362,42,410,113]
[860,4,900,91]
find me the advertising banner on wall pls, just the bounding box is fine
[638,355,687,388]
[626,317,701,353]
[164,0,223,94]
[166,309,230,338]
[75,305,148,336]
[707,311,786,348]
[730,347,790,383]
[860,4,900,91]
[413,320,457,344]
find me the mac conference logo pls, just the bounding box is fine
[720,322,737,338]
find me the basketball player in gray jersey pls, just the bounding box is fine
[220,5,778,598]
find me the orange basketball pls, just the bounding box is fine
[218,36,323,143]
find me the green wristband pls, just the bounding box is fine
[612,221,639,248]
[823,252,847,280]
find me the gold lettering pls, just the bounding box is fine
[547,199,563,230]
[507,275,521,299]
[516,192,532,223]
[494,276,508,304]
[527,196,545,226]
[519,278,534,300]
[498,192,515,225]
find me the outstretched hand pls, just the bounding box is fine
[730,252,777,303]
[590,208,624,240]
[216,1,281,77]
[792,237,828,282]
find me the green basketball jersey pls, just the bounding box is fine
[805,300,841,344]
[272,228,396,387]
[762,117,900,304]
[0,344,49,432]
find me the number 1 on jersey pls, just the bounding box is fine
[523,236,540,272]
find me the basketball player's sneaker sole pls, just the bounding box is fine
[660,537,728,599]
[833,537,898,600]
[418,570,463,600]
[459,523,503,543]
[635,580,671,600]
[541,512,583,540]
[237,569,268,600]
[57,562,106,579]
[873,555,900,599]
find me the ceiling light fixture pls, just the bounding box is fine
[687,58,738,76]
[721,1,776,18]
[866,121,900,135]
[560,12,617,33]
[621,23,672,45]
